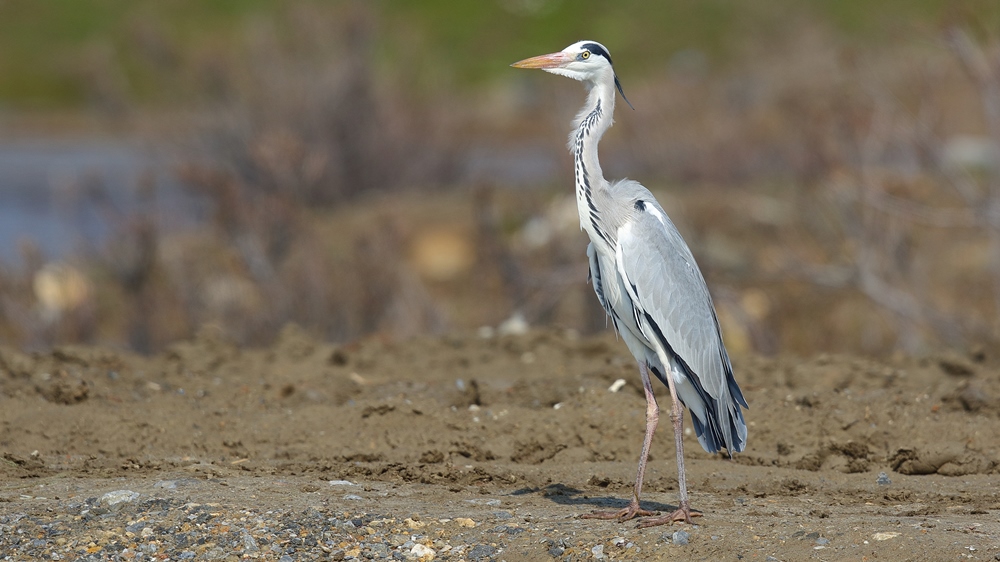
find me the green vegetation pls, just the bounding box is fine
[0,0,995,108]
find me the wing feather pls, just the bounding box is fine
[614,201,748,452]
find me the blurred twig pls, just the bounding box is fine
[947,27,1000,332]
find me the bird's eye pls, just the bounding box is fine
[581,51,590,60]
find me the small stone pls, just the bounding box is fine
[611,536,625,548]
[405,517,426,529]
[410,543,435,558]
[959,385,990,412]
[329,480,356,486]
[468,544,497,560]
[672,530,690,546]
[492,511,513,520]
[548,546,565,557]
[816,537,829,545]
[591,544,605,559]
[344,494,364,501]
[876,472,891,486]
[178,552,195,560]
[99,490,140,508]
[454,517,476,528]
[873,532,900,541]
[241,528,259,552]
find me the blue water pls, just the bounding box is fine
[0,137,563,266]
[0,139,207,265]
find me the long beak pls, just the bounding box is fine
[511,52,574,69]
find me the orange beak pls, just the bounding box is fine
[510,52,574,69]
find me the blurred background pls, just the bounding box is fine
[0,0,999,357]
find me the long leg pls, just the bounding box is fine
[582,361,658,522]
[635,364,701,527]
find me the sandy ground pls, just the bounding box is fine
[2,326,1000,560]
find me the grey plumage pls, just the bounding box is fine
[513,39,748,526]
[586,180,747,454]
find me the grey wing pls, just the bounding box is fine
[615,204,748,453]
[589,241,662,370]
[587,243,613,317]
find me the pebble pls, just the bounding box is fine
[410,543,435,558]
[0,487,532,561]
[468,544,497,560]
[99,489,140,508]
[405,517,427,529]
[876,472,891,486]
[672,530,690,546]
[241,527,260,551]
[873,531,900,541]
[591,544,606,559]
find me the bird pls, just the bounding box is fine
[512,41,748,527]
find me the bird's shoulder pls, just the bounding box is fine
[605,179,687,250]
[610,180,709,308]
[608,178,654,202]
[607,179,673,221]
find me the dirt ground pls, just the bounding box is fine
[2,325,1000,560]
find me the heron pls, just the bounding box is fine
[512,41,747,527]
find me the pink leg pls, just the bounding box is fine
[635,365,701,527]
[582,362,659,522]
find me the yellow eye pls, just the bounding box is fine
[581,51,590,59]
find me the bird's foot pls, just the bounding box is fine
[635,507,702,528]
[581,500,656,523]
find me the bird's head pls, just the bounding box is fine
[511,40,632,109]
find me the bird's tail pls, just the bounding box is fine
[651,362,748,455]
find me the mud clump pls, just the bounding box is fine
[36,370,90,404]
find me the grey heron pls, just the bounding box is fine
[512,41,748,527]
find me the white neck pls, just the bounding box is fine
[569,75,616,244]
